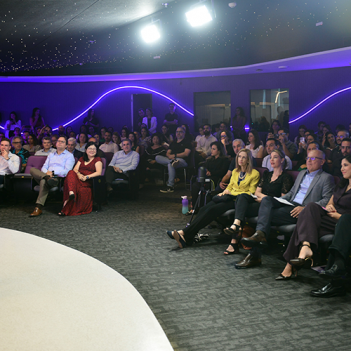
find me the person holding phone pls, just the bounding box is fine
[277,154,351,280]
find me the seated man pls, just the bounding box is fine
[328,129,349,164]
[311,214,351,298]
[195,124,217,164]
[105,139,140,192]
[29,136,75,217]
[11,136,30,171]
[262,138,292,171]
[0,138,20,185]
[66,137,83,159]
[51,134,59,149]
[239,149,334,268]
[331,138,351,177]
[99,130,119,154]
[35,136,55,156]
[156,127,191,193]
[278,128,297,159]
[88,137,105,158]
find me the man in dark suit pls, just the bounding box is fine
[237,149,335,268]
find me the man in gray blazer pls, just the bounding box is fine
[238,149,334,268]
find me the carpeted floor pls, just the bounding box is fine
[1,184,351,351]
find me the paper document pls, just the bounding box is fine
[273,197,295,206]
[250,194,257,199]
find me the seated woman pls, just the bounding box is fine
[23,134,40,153]
[167,149,260,248]
[278,154,351,280]
[223,149,293,256]
[128,132,140,154]
[245,129,264,158]
[76,133,88,152]
[220,131,235,159]
[189,141,230,215]
[59,141,102,216]
[161,124,173,147]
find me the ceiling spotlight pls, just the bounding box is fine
[141,23,161,43]
[228,2,237,8]
[186,4,213,27]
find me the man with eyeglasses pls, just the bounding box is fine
[156,127,191,193]
[278,128,297,159]
[238,149,334,268]
[331,138,351,177]
[29,136,75,217]
[11,136,30,171]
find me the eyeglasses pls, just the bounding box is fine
[337,135,346,139]
[12,142,21,144]
[305,157,323,161]
[278,132,286,136]
[176,131,184,133]
[56,140,65,143]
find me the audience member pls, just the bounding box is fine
[166,149,260,248]
[11,136,30,171]
[88,137,105,158]
[195,124,217,162]
[160,124,173,147]
[225,149,293,260]
[246,129,264,158]
[278,128,297,159]
[35,136,55,156]
[231,107,247,141]
[0,131,5,141]
[105,139,140,193]
[214,122,234,140]
[217,139,246,191]
[335,124,346,135]
[83,109,99,129]
[29,136,75,217]
[23,134,40,153]
[51,134,59,148]
[189,141,230,214]
[257,116,270,132]
[268,119,281,139]
[331,138,351,177]
[262,138,292,170]
[67,137,84,159]
[142,108,157,135]
[139,127,151,151]
[58,141,102,216]
[241,149,334,268]
[77,125,90,139]
[22,130,30,144]
[30,108,45,132]
[317,121,326,142]
[137,108,145,128]
[76,133,88,152]
[128,133,140,153]
[181,124,194,143]
[220,130,235,158]
[0,138,20,185]
[57,125,66,137]
[322,131,337,151]
[65,126,73,137]
[163,102,179,135]
[293,124,307,146]
[120,127,129,142]
[4,111,21,138]
[156,127,191,193]
[88,126,96,136]
[13,127,22,139]
[112,131,121,146]
[68,131,76,139]
[195,126,204,145]
[278,154,351,280]
[294,141,324,171]
[99,130,119,154]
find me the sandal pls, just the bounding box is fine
[58,212,65,217]
[223,224,241,240]
[290,243,313,267]
[275,267,298,280]
[224,242,239,255]
[172,230,187,249]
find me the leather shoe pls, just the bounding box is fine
[310,283,346,298]
[29,207,42,217]
[241,230,268,247]
[47,177,59,187]
[324,264,346,278]
[235,253,261,269]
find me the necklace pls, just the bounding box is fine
[239,171,246,180]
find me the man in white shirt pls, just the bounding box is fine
[0,138,20,186]
[35,137,55,156]
[195,124,217,163]
[262,138,292,171]
[99,131,119,154]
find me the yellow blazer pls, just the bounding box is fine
[226,169,260,196]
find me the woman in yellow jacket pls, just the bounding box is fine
[167,148,260,248]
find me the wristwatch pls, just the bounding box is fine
[86,176,90,180]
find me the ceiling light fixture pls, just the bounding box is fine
[186,1,214,27]
[141,21,161,43]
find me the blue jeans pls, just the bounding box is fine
[155,156,188,187]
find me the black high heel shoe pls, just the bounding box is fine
[275,267,298,280]
[290,243,314,267]
[224,242,239,255]
[223,224,241,239]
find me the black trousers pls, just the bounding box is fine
[182,200,236,244]
[256,196,298,238]
[105,166,129,185]
[329,213,351,261]
[0,175,4,185]
[234,193,261,223]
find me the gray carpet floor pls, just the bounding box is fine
[1,184,351,351]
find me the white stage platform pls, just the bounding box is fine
[0,228,173,351]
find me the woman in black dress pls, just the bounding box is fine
[223,149,293,254]
[277,154,351,280]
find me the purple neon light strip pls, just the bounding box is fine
[0,85,194,131]
[289,86,351,124]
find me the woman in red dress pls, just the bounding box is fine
[59,141,102,216]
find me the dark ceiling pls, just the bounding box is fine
[1,0,351,76]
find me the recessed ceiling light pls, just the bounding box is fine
[186,5,212,27]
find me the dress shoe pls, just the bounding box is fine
[310,283,346,298]
[275,268,298,280]
[241,230,268,247]
[324,264,346,278]
[235,253,261,269]
[29,207,42,217]
[47,177,59,187]
[289,256,313,268]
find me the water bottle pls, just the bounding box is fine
[181,196,189,214]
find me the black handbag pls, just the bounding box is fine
[212,194,236,203]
